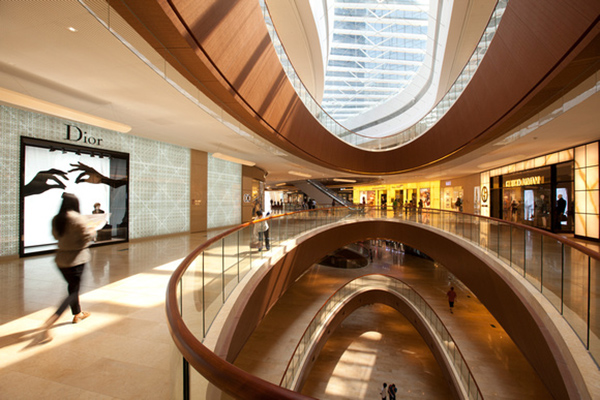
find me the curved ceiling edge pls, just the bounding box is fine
[112,0,600,174]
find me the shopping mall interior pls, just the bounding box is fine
[1,0,599,399]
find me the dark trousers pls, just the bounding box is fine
[259,229,270,250]
[55,264,85,316]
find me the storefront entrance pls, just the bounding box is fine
[492,163,573,232]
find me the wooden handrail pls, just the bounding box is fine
[166,210,321,399]
[165,207,599,399]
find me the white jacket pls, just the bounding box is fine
[253,219,268,235]
[52,211,95,267]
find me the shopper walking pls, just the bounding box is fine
[388,383,397,400]
[447,286,457,314]
[39,193,95,343]
[254,210,270,251]
[379,382,387,400]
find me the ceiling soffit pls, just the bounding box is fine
[110,0,600,175]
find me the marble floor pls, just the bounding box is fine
[0,233,210,399]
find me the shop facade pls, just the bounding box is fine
[1,104,247,258]
[481,142,599,240]
[353,181,441,210]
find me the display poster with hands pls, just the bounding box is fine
[22,145,118,249]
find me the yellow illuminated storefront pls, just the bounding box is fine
[353,181,441,209]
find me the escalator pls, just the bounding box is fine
[292,180,354,208]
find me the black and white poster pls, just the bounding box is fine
[21,138,128,255]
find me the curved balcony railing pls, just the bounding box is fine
[259,0,508,150]
[166,206,600,399]
[280,274,483,399]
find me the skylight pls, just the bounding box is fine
[322,0,430,122]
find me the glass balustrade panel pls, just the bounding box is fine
[590,257,600,362]
[497,224,513,265]
[270,217,281,249]
[487,220,500,256]
[223,233,239,301]
[238,226,254,281]
[180,255,205,340]
[203,239,225,333]
[525,230,543,291]
[562,248,590,344]
[541,237,564,312]
[510,226,526,276]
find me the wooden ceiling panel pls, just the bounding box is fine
[113,0,600,174]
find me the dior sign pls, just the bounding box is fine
[65,124,104,146]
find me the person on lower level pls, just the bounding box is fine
[380,382,387,400]
[447,286,457,314]
[254,210,270,251]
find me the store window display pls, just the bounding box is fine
[20,137,129,256]
[534,192,550,229]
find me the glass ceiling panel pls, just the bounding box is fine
[323,0,430,122]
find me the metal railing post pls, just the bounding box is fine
[509,227,512,268]
[221,239,225,303]
[540,236,544,292]
[183,358,190,400]
[587,256,591,349]
[202,252,206,337]
[561,243,565,314]
[523,231,527,278]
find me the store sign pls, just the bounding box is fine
[65,124,104,146]
[480,185,489,216]
[504,176,543,188]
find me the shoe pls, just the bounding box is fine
[73,311,90,324]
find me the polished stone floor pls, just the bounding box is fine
[0,233,210,399]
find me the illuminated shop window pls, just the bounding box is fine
[575,142,600,239]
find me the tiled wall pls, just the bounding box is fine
[207,155,242,229]
[0,105,190,256]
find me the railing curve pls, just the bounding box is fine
[280,273,483,400]
[166,207,600,399]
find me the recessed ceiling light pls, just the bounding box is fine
[288,171,312,178]
[333,178,356,183]
[67,27,78,32]
[212,152,255,166]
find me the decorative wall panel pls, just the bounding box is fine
[207,155,241,229]
[0,105,190,256]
